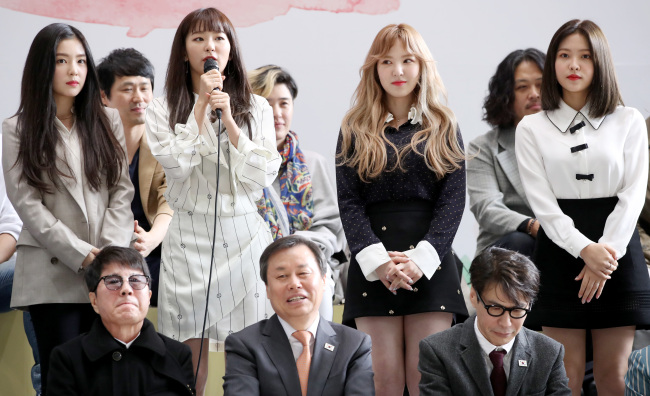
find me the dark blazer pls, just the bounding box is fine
[223,314,374,396]
[418,316,570,396]
[48,318,195,396]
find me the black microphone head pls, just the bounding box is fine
[204,58,218,73]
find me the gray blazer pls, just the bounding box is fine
[467,127,534,255]
[223,314,374,396]
[419,316,570,396]
[2,109,134,308]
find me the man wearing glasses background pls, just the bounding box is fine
[418,246,571,395]
[46,247,195,395]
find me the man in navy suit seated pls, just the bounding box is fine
[418,246,571,395]
[223,235,374,395]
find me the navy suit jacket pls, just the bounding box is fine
[223,314,374,396]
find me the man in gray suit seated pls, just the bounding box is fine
[419,247,570,395]
[223,235,374,395]
[467,49,545,258]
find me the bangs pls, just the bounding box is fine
[369,25,424,63]
[188,8,230,35]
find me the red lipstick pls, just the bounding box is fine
[568,74,581,81]
[392,81,406,86]
[66,81,79,87]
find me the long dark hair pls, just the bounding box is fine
[541,19,622,118]
[165,8,252,131]
[15,23,124,193]
[483,48,546,128]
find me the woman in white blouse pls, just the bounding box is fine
[516,19,650,395]
[145,8,280,395]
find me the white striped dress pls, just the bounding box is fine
[145,94,280,349]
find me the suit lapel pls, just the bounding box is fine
[307,319,337,396]
[54,136,88,221]
[495,128,527,203]
[505,330,531,396]
[262,315,302,395]
[460,317,493,396]
[138,132,154,219]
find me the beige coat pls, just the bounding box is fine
[137,131,172,225]
[2,109,134,308]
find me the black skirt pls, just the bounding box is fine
[526,197,650,330]
[342,200,468,325]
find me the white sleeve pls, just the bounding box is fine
[226,97,281,192]
[600,110,649,258]
[515,119,592,258]
[0,139,21,241]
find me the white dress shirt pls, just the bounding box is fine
[515,99,648,259]
[474,318,515,380]
[278,315,320,361]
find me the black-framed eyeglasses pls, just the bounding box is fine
[95,275,150,292]
[476,290,530,319]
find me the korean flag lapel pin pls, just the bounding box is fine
[518,360,528,367]
[324,343,335,352]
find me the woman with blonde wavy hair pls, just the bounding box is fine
[336,23,467,395]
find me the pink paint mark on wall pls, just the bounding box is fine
[0,0,400,37]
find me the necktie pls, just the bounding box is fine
[489,349,507,396]
[293,330,311,396]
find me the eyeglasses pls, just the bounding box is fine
[95,274,150,291]
[475,290,530,319]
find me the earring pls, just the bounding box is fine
[185,60,189,75]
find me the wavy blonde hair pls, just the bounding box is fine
[338,24,463,182]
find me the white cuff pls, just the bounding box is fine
[403,241,440,280]
[568,231,594,259]
[356,242,390,282]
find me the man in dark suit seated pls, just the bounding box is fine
[47,246,195,396]
[223,235,374,396]
[418,247,570,395]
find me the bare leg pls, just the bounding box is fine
[356,316,405,396]
[542,327,586,396]
[185,338,209,396]
[403,312,453,396]
[592,326,635,396]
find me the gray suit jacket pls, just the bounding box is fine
[223,314,374,396]
[419,316,570,396]
[467,127,534,255]
[2,109,134,308]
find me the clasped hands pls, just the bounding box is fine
[376,251,424,295]
[576,243,618,304]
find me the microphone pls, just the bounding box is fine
[203,58,222,120]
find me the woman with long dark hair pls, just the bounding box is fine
[516,19,650,395]
[145,8,280,394]
[2,23,133,395]
[336,24,468,395]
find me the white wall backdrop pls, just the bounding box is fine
[1,0,649,266]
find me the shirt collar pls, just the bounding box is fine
[385,106,423,125]
[546,98,607,133]
[277,315,320,341]
[474,315,516,356]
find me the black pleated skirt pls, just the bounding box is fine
[342,200,468,326]
[525,197,650,330]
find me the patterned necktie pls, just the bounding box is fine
[489,349,507,396]
[293,330,312,396]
